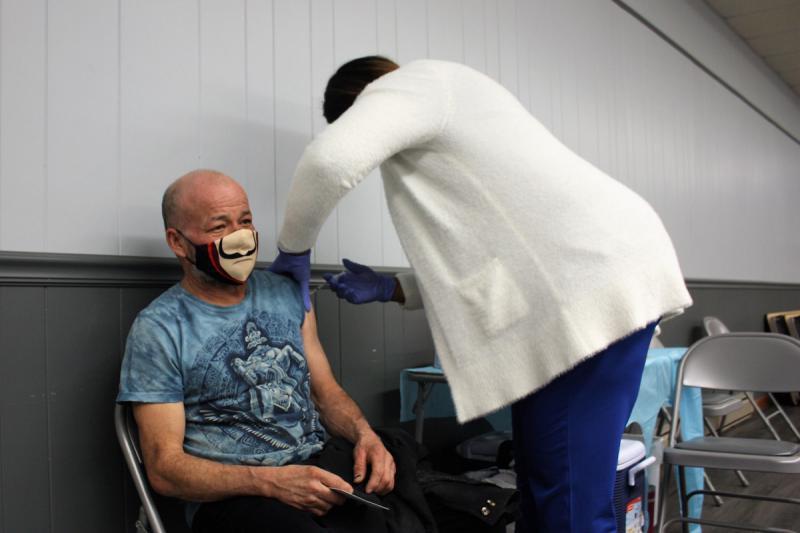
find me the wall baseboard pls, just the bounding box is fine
[0,251,407,288]
[1,250,798,290]
[0,251,181,287]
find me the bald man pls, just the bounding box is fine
[117,170,396,533]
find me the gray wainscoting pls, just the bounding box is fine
[1,251,798,532]
[659,280,800,346]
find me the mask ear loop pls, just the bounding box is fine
[173,228,198,266]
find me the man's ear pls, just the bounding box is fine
[166,229,189,259]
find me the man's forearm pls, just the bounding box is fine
[133,401,352,511]
[315,385,372,443]
[148,449,265,502]
[149,448,353,516]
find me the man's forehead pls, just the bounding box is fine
[180,183,251,224]
[202,208,252,222]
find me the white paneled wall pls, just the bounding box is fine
[1,0,799,281]
[0,0,47,253]
[119,0,200,257]
[333,0,383,267]
[47,0,120,255]
[623,0,800,141]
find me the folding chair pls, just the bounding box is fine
[657,333,800,533]
[115,403,167,533]
[703,317,800,443]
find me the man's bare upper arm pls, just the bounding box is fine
[301,307,339,398]
[132,402,187,468]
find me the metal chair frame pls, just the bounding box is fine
[115,403,167,533]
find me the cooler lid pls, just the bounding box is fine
[617,439,646,471]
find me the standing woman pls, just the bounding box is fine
[269,56,692,532]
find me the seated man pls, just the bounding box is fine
[117,169,396,533]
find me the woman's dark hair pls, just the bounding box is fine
[323,56,399,123]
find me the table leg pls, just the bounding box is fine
[413,382,434,443]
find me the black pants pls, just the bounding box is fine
[192,494,388,533]
[191,438,387,533]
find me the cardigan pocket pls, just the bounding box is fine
[455,257,529,348]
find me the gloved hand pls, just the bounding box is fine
[269,249,312,311]
[323,259,397,304]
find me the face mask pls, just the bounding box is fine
[178,228,259,285]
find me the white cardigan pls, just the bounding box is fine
[279,59,692,422]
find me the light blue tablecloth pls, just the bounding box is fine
[400,365,512,431]
[400,348,704,528]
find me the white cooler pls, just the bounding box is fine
[615,439,656,533]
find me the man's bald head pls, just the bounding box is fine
[162,169,256,293]
[161,169,246,230]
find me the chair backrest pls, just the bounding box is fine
[703,316,729,336]
[667,333,800,447]
[680,333,800,393]
[114,403,167,533]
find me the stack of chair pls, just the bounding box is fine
[765,310,800,337]
[766,310,800,405]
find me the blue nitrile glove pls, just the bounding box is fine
[323,258,397,304]
[269,249,312,311]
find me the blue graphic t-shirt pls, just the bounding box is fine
[117,270,326,466]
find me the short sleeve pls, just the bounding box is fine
[117,314,184,404]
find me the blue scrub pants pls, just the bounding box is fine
[512,322,656,532]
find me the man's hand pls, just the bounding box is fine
[257,464,351,517]
[353,431,396,495]
[269,249,312,311]
[323,258,397,304]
